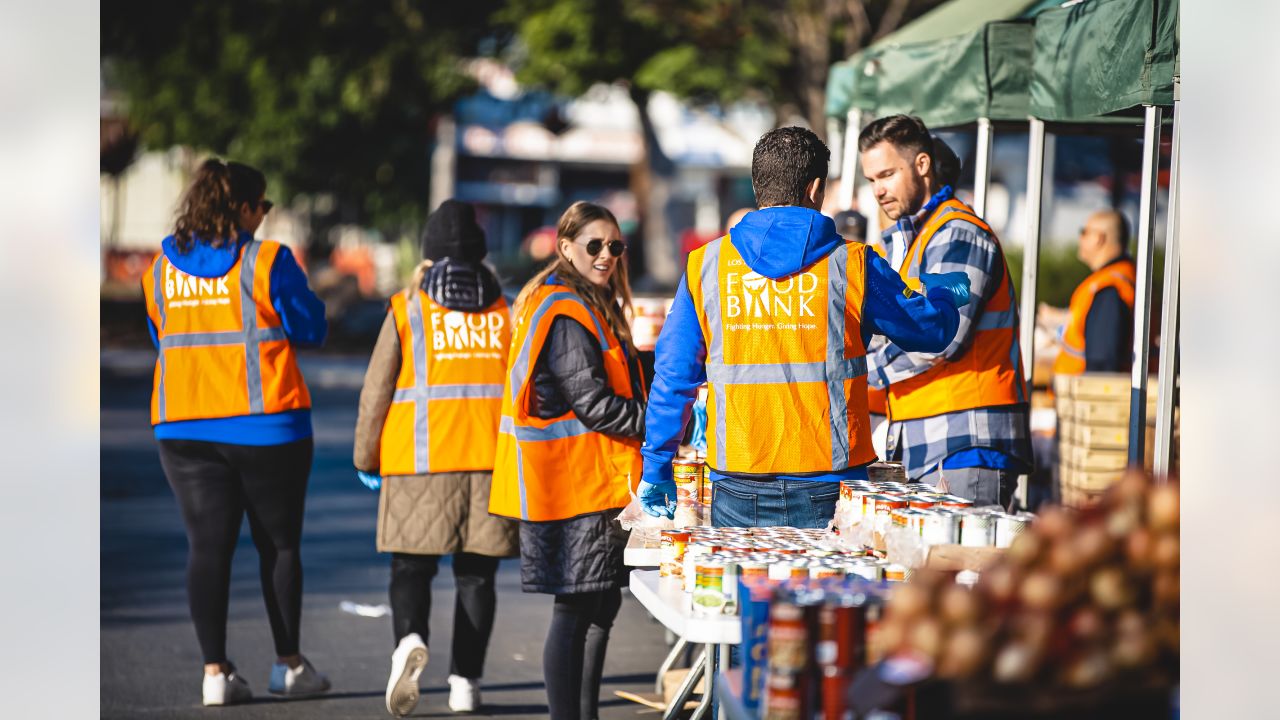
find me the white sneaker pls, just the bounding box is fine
[447,674,481,713]
[268,656,331,698]
[202,665,253,706]
[386,633,429,717]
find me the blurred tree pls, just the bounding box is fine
[102,1,502,246]
[499,0,940,285]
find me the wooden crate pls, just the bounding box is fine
[1054,372,1157,401]
[1060,440,1129,472]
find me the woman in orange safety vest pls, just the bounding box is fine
[142,159,330,706]
[490,201,645,720]
[353,200,518,717]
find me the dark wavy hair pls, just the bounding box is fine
[172,159,267,252]
[750,126,830,208]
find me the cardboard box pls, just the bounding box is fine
[1053,372,1156,400]
[1057,396,1157,426]
[1060,441,1129,472]
[1060,463,1125,492]
[1059,419,1155,451]
[924,544,1006,572]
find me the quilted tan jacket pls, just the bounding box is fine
[354,312,517,557]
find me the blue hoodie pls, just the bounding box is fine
[146,232,328,446]
[640,206,960,487]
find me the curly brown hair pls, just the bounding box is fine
[172,159,266,252]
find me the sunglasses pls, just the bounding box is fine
[574,237,627,258]
[260,199,274,213]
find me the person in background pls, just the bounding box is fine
[1044,209,1136,374]
[353,200,518,717]
[142,159,330,706]
[488,202,646,720]
[859,115,1033,507]
[639,126,969,528]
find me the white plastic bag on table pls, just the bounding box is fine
[616,493,674,541]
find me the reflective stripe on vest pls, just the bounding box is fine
[147,240,310,424]
[382,291,510,475]
[489,285,642,521]
[691,236,875,474]
[1053,259,1137,376]
[888,199,1027,420]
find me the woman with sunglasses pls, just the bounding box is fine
[142,159,330,706]
[489,201,645,720]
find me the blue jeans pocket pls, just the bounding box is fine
[805,489,839,529]
[711,482,758,528]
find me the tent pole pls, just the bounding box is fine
[1129,104,1163,468]
[974,117,994,216]
[1154,82,1180,480]
[839,109,862,210]
[1019,117,1046,382]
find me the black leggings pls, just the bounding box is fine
[389,552,500,679]
[158,437,313,665]
[544,589,622,720]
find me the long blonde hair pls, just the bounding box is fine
[404,258,434,299]
[514,201,635,353]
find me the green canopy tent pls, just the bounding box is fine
[1019,0,1179,474]
[827,0,1057,215]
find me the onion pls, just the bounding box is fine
[1113,631,1156,668]
[940,584,981,626]
[1063,649,1112,688]
[1153,571,1180,610]
[1007,531,1044,567]
[939,626,987,679]
[1125,527,1154,572]
[1020,570,1063,611]
[983,565,1019,605]
[1073,524,1115,567]
[1068,606,1106,642]
[993,641,1039,684]
[889,582,931,621]
[1090,566,1134,610]
[1036,506,1075,541]
[909,617,945,661]
[1152,533,1180,571]
[1148,484,1180,532]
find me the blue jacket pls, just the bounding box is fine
[147,232,327,445]
[640,206,961,486]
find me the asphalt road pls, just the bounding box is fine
[101,349,671,719]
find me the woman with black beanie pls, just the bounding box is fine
[354,200,518,717]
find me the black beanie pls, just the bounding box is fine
[420,199,487,262]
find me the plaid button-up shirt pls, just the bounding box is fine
[866,191,1033,480]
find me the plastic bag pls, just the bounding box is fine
[616,493,674,541]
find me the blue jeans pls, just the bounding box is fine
[710,477,840,529]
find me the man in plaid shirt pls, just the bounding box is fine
[859,116,1032,506]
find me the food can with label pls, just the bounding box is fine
[995,512,1033,548]
[937,494,974,510]
[843,559,882,582]
[692,558,727,616]
[921,511,959,546]
[959,513,996,547]
[659,530,690,577]
[906,494,937,510]
[883,563,908,582]
[683,540,720,592]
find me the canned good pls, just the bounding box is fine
[937,494,974,509]
[788,557,811,582]
[995,512,1033,548]
[692,559,727,616]
[738,559,771,582]
[922,511,960,546]
[683,541,720,592]
[843,559,882,582]
[873,495,908,520]
[884,563,908,582]
[902,509,929,536]
[762,672,803,720]
[766,597,809,673]
[960,513,996,547]
[673,460,703,486]
[906,494,937,510]
[810,563,844,581]
[659,530,690,577]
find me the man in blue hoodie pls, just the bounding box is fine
[637,127,972,528]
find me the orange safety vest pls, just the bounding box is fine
[380,291,511,475]
[864,240,890,416]
[143,240,311,424]
[489,284,644,521]
[1052,258,1137,376]
[888,198,1027,421]
[686,236,877,475]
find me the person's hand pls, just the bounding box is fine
[920,271,972,307]
[357,470,382,491]
[637,479,677,518]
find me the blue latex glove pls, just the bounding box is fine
[920,271,972,307]
[357,470,382,491]
[637,479,677,518]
